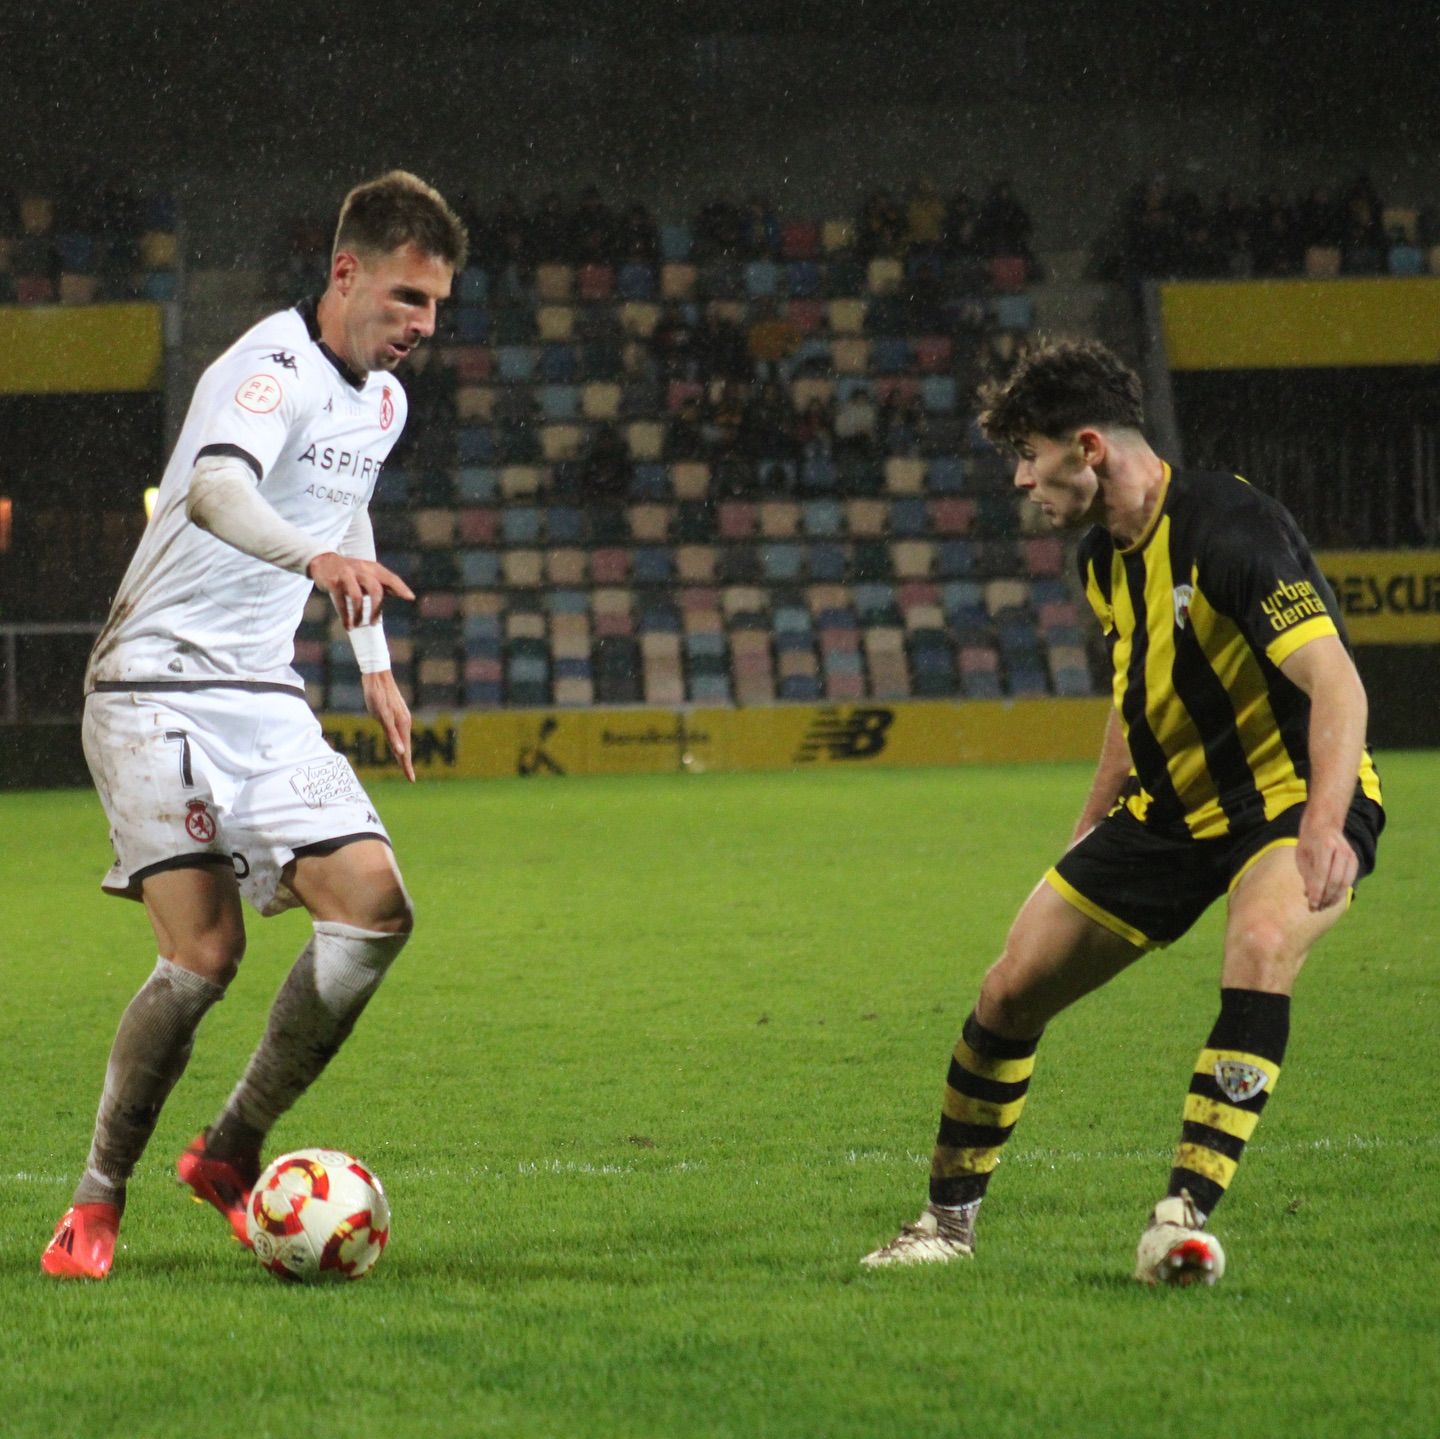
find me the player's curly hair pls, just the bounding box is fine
[333,170,469,270]
[978,337,1144,445]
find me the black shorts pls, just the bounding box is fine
[1047,795,1384,950]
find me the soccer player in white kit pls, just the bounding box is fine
[41,171,468,1279]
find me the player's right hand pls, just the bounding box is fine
[307,552,415,629]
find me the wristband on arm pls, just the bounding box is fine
[347,620,391,674]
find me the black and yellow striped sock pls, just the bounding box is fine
[1170,987,1290,1218]
[929,1011,1039,1208]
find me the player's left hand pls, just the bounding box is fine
[1295,817,1357,911]
[362,670,416,782]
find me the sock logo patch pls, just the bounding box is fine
[1214,1058,1268,1104]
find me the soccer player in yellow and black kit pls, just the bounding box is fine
[863,338,1383,1285]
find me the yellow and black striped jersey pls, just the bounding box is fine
[1078,464,1383,840]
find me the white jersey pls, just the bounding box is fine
[86,300,408,694]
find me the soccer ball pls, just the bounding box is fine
[246,1148,390,1284]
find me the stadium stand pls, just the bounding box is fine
[0,186,180,304]
[276,192,1097,712]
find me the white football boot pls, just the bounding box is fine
[1134,1191,1226,1287]
[860,1204,976,1268]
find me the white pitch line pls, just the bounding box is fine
[5,1132,1436,1190]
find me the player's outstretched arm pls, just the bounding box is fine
[1279,635,1367,911]
[1068,708,1131,846]
[361,669,416,782]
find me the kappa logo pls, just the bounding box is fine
[1173,583,1194,631]
[379,386,395,431]
[1214,1058,1269,1105]
[268,350,298,373]
[793,707,894,763]
[184,799,217,843]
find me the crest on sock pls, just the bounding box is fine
[1214,1058,1268,1104]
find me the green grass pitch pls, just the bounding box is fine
[2,755,1437,1438]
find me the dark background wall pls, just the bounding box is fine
[5,1,1439,262]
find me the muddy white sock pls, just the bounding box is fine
[73,957,226,1207]
[206,922,407,1160]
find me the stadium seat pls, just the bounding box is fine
[1304,246,1342,278]
[535,264,573,302]
[617,263,657,301]
[745,260,781,297]
[577,264,615,301]
[866,258,903,294]
[827,298,866,334]
[661,263,697,299]
[989,255,1028,292]
[888,497,929,537]
[660,224,693,263]
[539,345,580,383]
[538,385,581,422]
[781,222,820,260]
[1388,245,1425,277]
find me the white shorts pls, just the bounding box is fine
[84,686,390,917]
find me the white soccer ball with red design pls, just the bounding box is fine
[246,1148,390,1284]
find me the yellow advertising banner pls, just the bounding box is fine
[1160,278,1440,370]
[1318,549,1440,645]
[0,303,165,393]
[320,697,1112,783]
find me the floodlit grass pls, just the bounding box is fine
[2,755,1437,1438]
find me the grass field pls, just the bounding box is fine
[3,754,1438,1438]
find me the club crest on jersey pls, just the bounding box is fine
[236,374,283,414]
[184,799,217,843]
[1214,1058,1269,1104]
[379,386,395,430]
[1173,583,1194,631]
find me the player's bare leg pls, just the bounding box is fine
[43,868,240,1278]
[198,841,412,1190]
[864,881,1142,1267]
[1137,844,1351,1287]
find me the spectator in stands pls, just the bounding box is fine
[664,395,706,461]
[943,186,982,259]
[857,189,907,260]
[1340,174,1386,273]
[1122,174,1182,280]
[1212,187,1253,274]
[488,191,532,272]
[651,300,698,380]
[739,194,782,260]
[616,201,660,265]
[795,396,835,456]
[577,421,631,503]
[393,345,456,465]
[704,381,747,459]
[530,191,574,263]
[693,196,744,260]
[695,308,752,381]
[976,179,1038,275]
[1249,190,1300,276]
[573,185,617,266]
[834,386,878,457]
[906,178,946,252]
[1296,185,1345,253]
[739,379,797,463]
[746,297,800,377]
[878,388,926,457]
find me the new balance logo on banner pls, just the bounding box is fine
[794,707,895,763]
